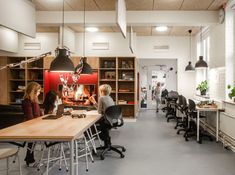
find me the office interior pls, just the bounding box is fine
[0,0,235,175]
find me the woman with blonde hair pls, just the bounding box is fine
[22,82,42,166]
[89,84,114,115]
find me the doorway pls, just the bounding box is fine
[139,59,177,110]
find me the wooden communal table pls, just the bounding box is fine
[196,106,220,142]
[0,113,101,175]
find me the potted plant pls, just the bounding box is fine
[196,80,208,95]
[227,84,235,102]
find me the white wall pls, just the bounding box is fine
[0,0,36,37]
[75,32,136,57]
[0,26,18,53]
[137,36,196,99]
[0,33,58,57]
[209,23,225,68]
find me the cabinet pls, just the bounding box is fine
[7,57,44,105]
[98,57,136,118]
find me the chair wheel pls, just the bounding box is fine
[37,168,40,171]
[59,168,61,171]
[177,131,180,135]
[120,154,125,158]
[100,155,105,160]
[185,137,188,141]
[174,126,177,129]
[86,169,88,172]
[122,148,126,152]
[66,169,69,172]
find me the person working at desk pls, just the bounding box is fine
[89,84,114,140]
[22,82,42,166]
[43,90,60,114]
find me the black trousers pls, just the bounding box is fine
[24,142,35,164]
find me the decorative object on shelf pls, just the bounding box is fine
[227,84,235,102]
[121,71,134,80]
[185,29,195,71]
[195,27,208,69]
[103,60,115,68]
[105,71,116,79]
[196,80,208,95]
[49,0,74,72]
[121,60,133,68]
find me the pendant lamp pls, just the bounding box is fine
[185,29,195,71]
[195,27,208,69]
[50,0,74,72]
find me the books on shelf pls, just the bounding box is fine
[118,100,127,104]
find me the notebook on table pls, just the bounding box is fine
[42,104,64,120]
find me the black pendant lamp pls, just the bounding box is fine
[74,0,92,74]
[49,0,74,72]
[195,27,208,69]
[75,57,93,74]
[185,29,195,71]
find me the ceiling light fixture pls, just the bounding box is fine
[155,26,168,32]
[74,0,92,74]
[86,27,99,32]
[49,0,74,72]
[185,29,195,71]
[195,26,208,69]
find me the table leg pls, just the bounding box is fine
[70,140,74,175]
[197,110,200,142]
[216,111,219,142]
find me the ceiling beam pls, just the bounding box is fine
[36,10,219,27]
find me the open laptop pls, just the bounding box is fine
[42,104,64,120]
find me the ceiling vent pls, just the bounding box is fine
[24,42,41,50]
[153,45,169,51]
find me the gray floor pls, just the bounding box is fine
[1,110,235,175]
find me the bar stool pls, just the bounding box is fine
[0,147,22,175]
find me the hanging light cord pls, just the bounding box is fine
[62,0,65,48]
[83,0,85,58]
[189,29,192,62]
[200,26,203,55]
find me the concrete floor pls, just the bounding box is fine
[1,110,235,175]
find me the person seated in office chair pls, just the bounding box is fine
[89,84,115,141]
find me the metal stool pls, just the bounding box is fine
[0,148,22,175]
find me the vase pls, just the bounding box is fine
[200,90,206,96]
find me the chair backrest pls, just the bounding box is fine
[168,91,179,99]
[177,95,183,106]
[161,89,168,98]
[182,96,187,108]
[104,105,123,127]
[188,99,196,112]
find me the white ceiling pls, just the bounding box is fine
[33,0,227,36]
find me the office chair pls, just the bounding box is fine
[161,89,168,112]
[176,95,189,134]
[184,99,213,143]
[165,91,178,122]
[96,105,126,160]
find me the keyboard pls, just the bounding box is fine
[42,115,60,120]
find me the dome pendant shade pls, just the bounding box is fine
[50,48,74,72]
[195,56,208,68]
[75,57,93,74]
[185,61,195,71]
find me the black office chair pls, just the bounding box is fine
[97,105,126,160]
[184,99,213,143]
[176,95,189,133]
[165,91,178,122]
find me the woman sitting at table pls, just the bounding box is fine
[22,82,42,166]
[89,84,114,141]
[43,90,60,115]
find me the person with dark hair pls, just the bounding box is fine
[22,82,42,166]
[43,90,59,115]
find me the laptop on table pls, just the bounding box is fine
[42,104,64,120]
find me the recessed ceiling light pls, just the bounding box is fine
[86,27,99,32]
[155,26,168,32]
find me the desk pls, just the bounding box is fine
[0,113,101,175]
[196,106,219,142]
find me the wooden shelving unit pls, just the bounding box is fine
[7,57,44,105]
[98,57,136,118]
